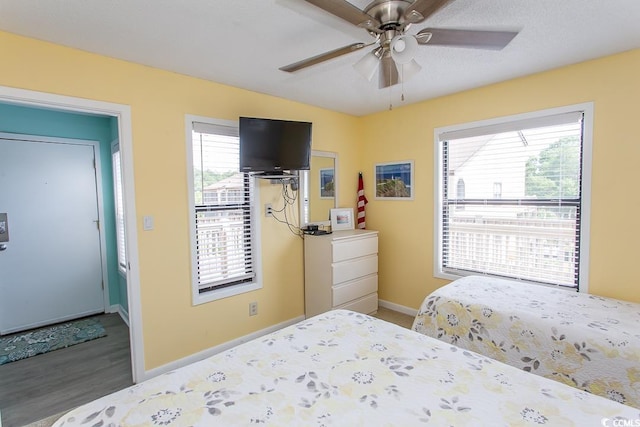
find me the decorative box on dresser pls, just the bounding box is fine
[304,229,378,317]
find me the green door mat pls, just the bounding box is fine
[0,318,106,365]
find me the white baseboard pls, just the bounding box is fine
[142,314,306,381]
[378,299,418,317]
[109,304,130,327]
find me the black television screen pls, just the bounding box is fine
[239,117,312,173]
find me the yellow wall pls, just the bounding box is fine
[0,31,361,369]
[3,29,639,370]
[360,48,640,306]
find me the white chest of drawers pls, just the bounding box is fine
[304,229,378,317]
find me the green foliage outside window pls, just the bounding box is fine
[525,137,580,199]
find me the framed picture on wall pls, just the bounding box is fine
[374,160,414,200]
[319,168,335,198]
[330,208,354,231]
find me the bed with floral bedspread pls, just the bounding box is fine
[53,309,638,426]
[412,275,640,409]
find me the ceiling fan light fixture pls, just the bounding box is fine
[399,58,422,82]
[390,34,418,64]
[353,47,382,81]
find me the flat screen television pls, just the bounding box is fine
[239,116,312,174]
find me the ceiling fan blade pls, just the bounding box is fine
[279,42,368,73]
[304,0,380,30]
[402,0,453,25]
[379,53,399,89]
[416,28,519,50]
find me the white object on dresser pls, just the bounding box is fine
[304,229,378,317]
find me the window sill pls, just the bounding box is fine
[192,281,262,306]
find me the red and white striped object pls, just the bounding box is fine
[357,172,368,229]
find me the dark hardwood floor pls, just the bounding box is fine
[0,313,132,427]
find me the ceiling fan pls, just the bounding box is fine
[280,0,519,88]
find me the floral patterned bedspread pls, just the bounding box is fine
[412,275,640,409]
[53,310,639,426]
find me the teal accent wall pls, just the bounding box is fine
[0,102,127,311]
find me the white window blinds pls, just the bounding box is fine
[191,122,255,293]
[439,111,585,288]
[111,145,126,272]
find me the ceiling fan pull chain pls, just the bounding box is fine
[401,66,405,102]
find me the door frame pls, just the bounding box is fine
[0,133,110,331]
[0,85,144,383]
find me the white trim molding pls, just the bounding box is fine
[109,304,130,328]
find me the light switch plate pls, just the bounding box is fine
[143,215,154,231]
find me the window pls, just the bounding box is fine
[435,104,592,290]
[186,116,261,304]
[111,142,126,274]
[492,182,502,199]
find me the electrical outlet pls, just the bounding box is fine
[265,203,273,217]
[249,302,258,316]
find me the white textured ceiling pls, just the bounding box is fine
[1,0,639,116]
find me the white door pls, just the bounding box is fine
[0,136,104,334]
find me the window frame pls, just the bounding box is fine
[111,140,127,275]
[433,103,593,292]
[185,114,262,305]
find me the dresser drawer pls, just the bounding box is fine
[332,274,378,306]
[333,255,378,285]
[336,292,378,314]
[332,235,378,263]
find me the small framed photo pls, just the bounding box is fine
[330,208,354,231]
[374,160,414,200]
[319,168,335,198]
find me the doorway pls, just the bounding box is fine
[0,85,143,382]
[0,135,106,334]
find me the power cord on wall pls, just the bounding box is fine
[269,178,303,237]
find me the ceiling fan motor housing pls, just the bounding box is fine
[364,0,415,31]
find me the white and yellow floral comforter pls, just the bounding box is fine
[54,310,638,426]
[412,275,640,409]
